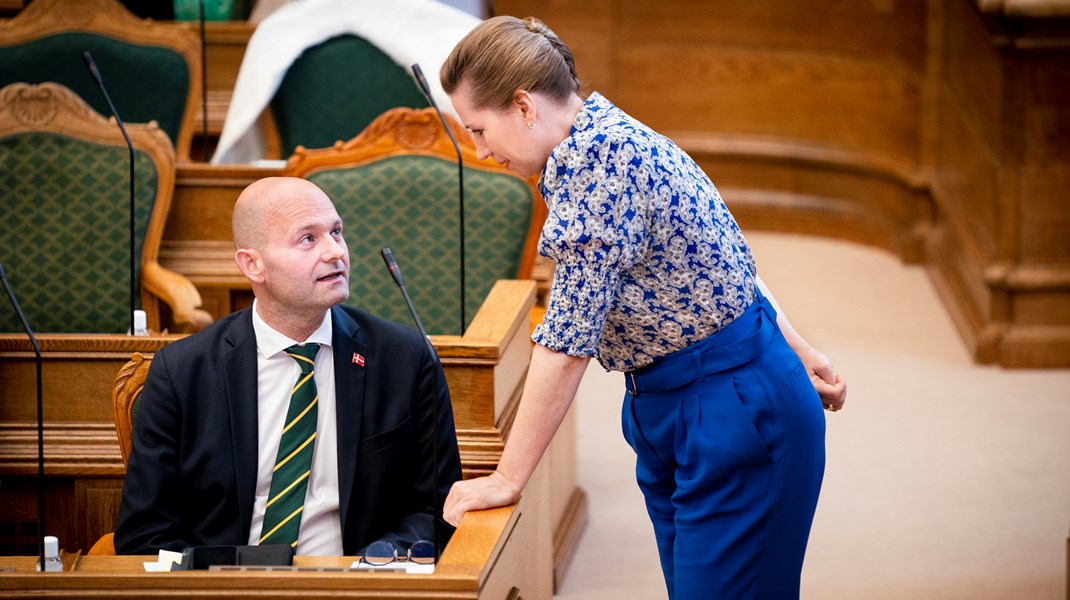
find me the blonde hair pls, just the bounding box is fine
[441,16,580,110]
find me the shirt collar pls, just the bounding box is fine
[539,91,613,194]
[572,91,610,135]
[251,299,334,359]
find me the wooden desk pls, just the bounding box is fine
[0,502,552,599]
[0,282,584,590]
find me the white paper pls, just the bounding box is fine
[351,561,435,574]
[143,549,184,572]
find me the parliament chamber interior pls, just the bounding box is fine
[0,0,1067,598]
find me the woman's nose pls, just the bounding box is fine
[473,138,491,161]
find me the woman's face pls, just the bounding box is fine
[450,83,547,179]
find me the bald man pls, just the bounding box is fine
[115,177,462,557]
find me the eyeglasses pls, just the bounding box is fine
[360,539,436,567]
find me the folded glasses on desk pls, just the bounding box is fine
[359,540,436,567]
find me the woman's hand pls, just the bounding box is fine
[442,471,521,527]
[754,276,847,412]
[796,345,847,412]
[442,345,591,527]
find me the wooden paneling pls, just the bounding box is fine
[76,479,123,553]
[619,47,923,160]
[683,138,931,260]
[931,0,1070,366]
[202,22,255,94]
[617,2,926,67]
[505,0,927,162]
[1021,166,1070,262]
[166,164,280,241]
[0,336,175,424]
[933,91,1002,262]
[495,0,1070,367]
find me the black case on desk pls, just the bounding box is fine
[175,544,295,570]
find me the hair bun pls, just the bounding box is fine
[523,16,547,34]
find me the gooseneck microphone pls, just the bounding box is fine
[411,63,466,335]
[381,247,443,561]
[381,247,433,349]
[197,0,209,162]
[0,264,46,573]
[82,51,138,336]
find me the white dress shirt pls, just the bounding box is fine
[247,301,343,556]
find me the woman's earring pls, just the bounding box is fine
[527,120,535,129]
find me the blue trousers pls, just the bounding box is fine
[621,293,826,599]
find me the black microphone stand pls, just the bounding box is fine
[0,264,45,572]
[198,0,209,162]
[381,248,444,562]
[82,51,137,336]
[410,64,466,335]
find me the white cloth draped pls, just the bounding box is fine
[211,0,480,164]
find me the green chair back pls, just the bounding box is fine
[270,34,428,156]
[308,156,533,335]
[0,132,158,333]
[0,33,191,149]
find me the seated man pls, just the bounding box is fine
[115,177,462,557]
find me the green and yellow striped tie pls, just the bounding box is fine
[259,343,320,549]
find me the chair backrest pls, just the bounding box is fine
[284,107,546,335]
[0,0,202,161]
[0,82,211,334]
[269,34,429,157]
[112,352,152,467]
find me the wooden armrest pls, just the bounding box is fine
[142,261,213,332]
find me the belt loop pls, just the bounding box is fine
[755,285,776,322]
[691,350,705,383]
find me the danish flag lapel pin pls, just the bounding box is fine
[352,353,365,367]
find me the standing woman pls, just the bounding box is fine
[440,16,846,599]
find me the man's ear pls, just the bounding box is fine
[235,248,265,284]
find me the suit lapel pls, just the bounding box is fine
[221,310,260,542]
[331,305,367,536]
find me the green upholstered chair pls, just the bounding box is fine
[284,107,546,336]
[269,34,429,158]
[0,82,211,334]
[0,0,202,161]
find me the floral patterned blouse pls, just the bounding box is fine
[532,92,757,372]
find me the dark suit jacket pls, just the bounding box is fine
[114,304,462,556]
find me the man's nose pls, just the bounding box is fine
[322,236,346,260]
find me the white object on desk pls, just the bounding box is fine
[352,560,435,574]
[143,549,184,572]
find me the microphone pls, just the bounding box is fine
[197,0,209,161]
[82,51,139,336]
[411,63,466,335]
[0,264,47,573]
[381,248,434,356]
[380,248,443,561]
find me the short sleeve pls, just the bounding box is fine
[533,134,650,358]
